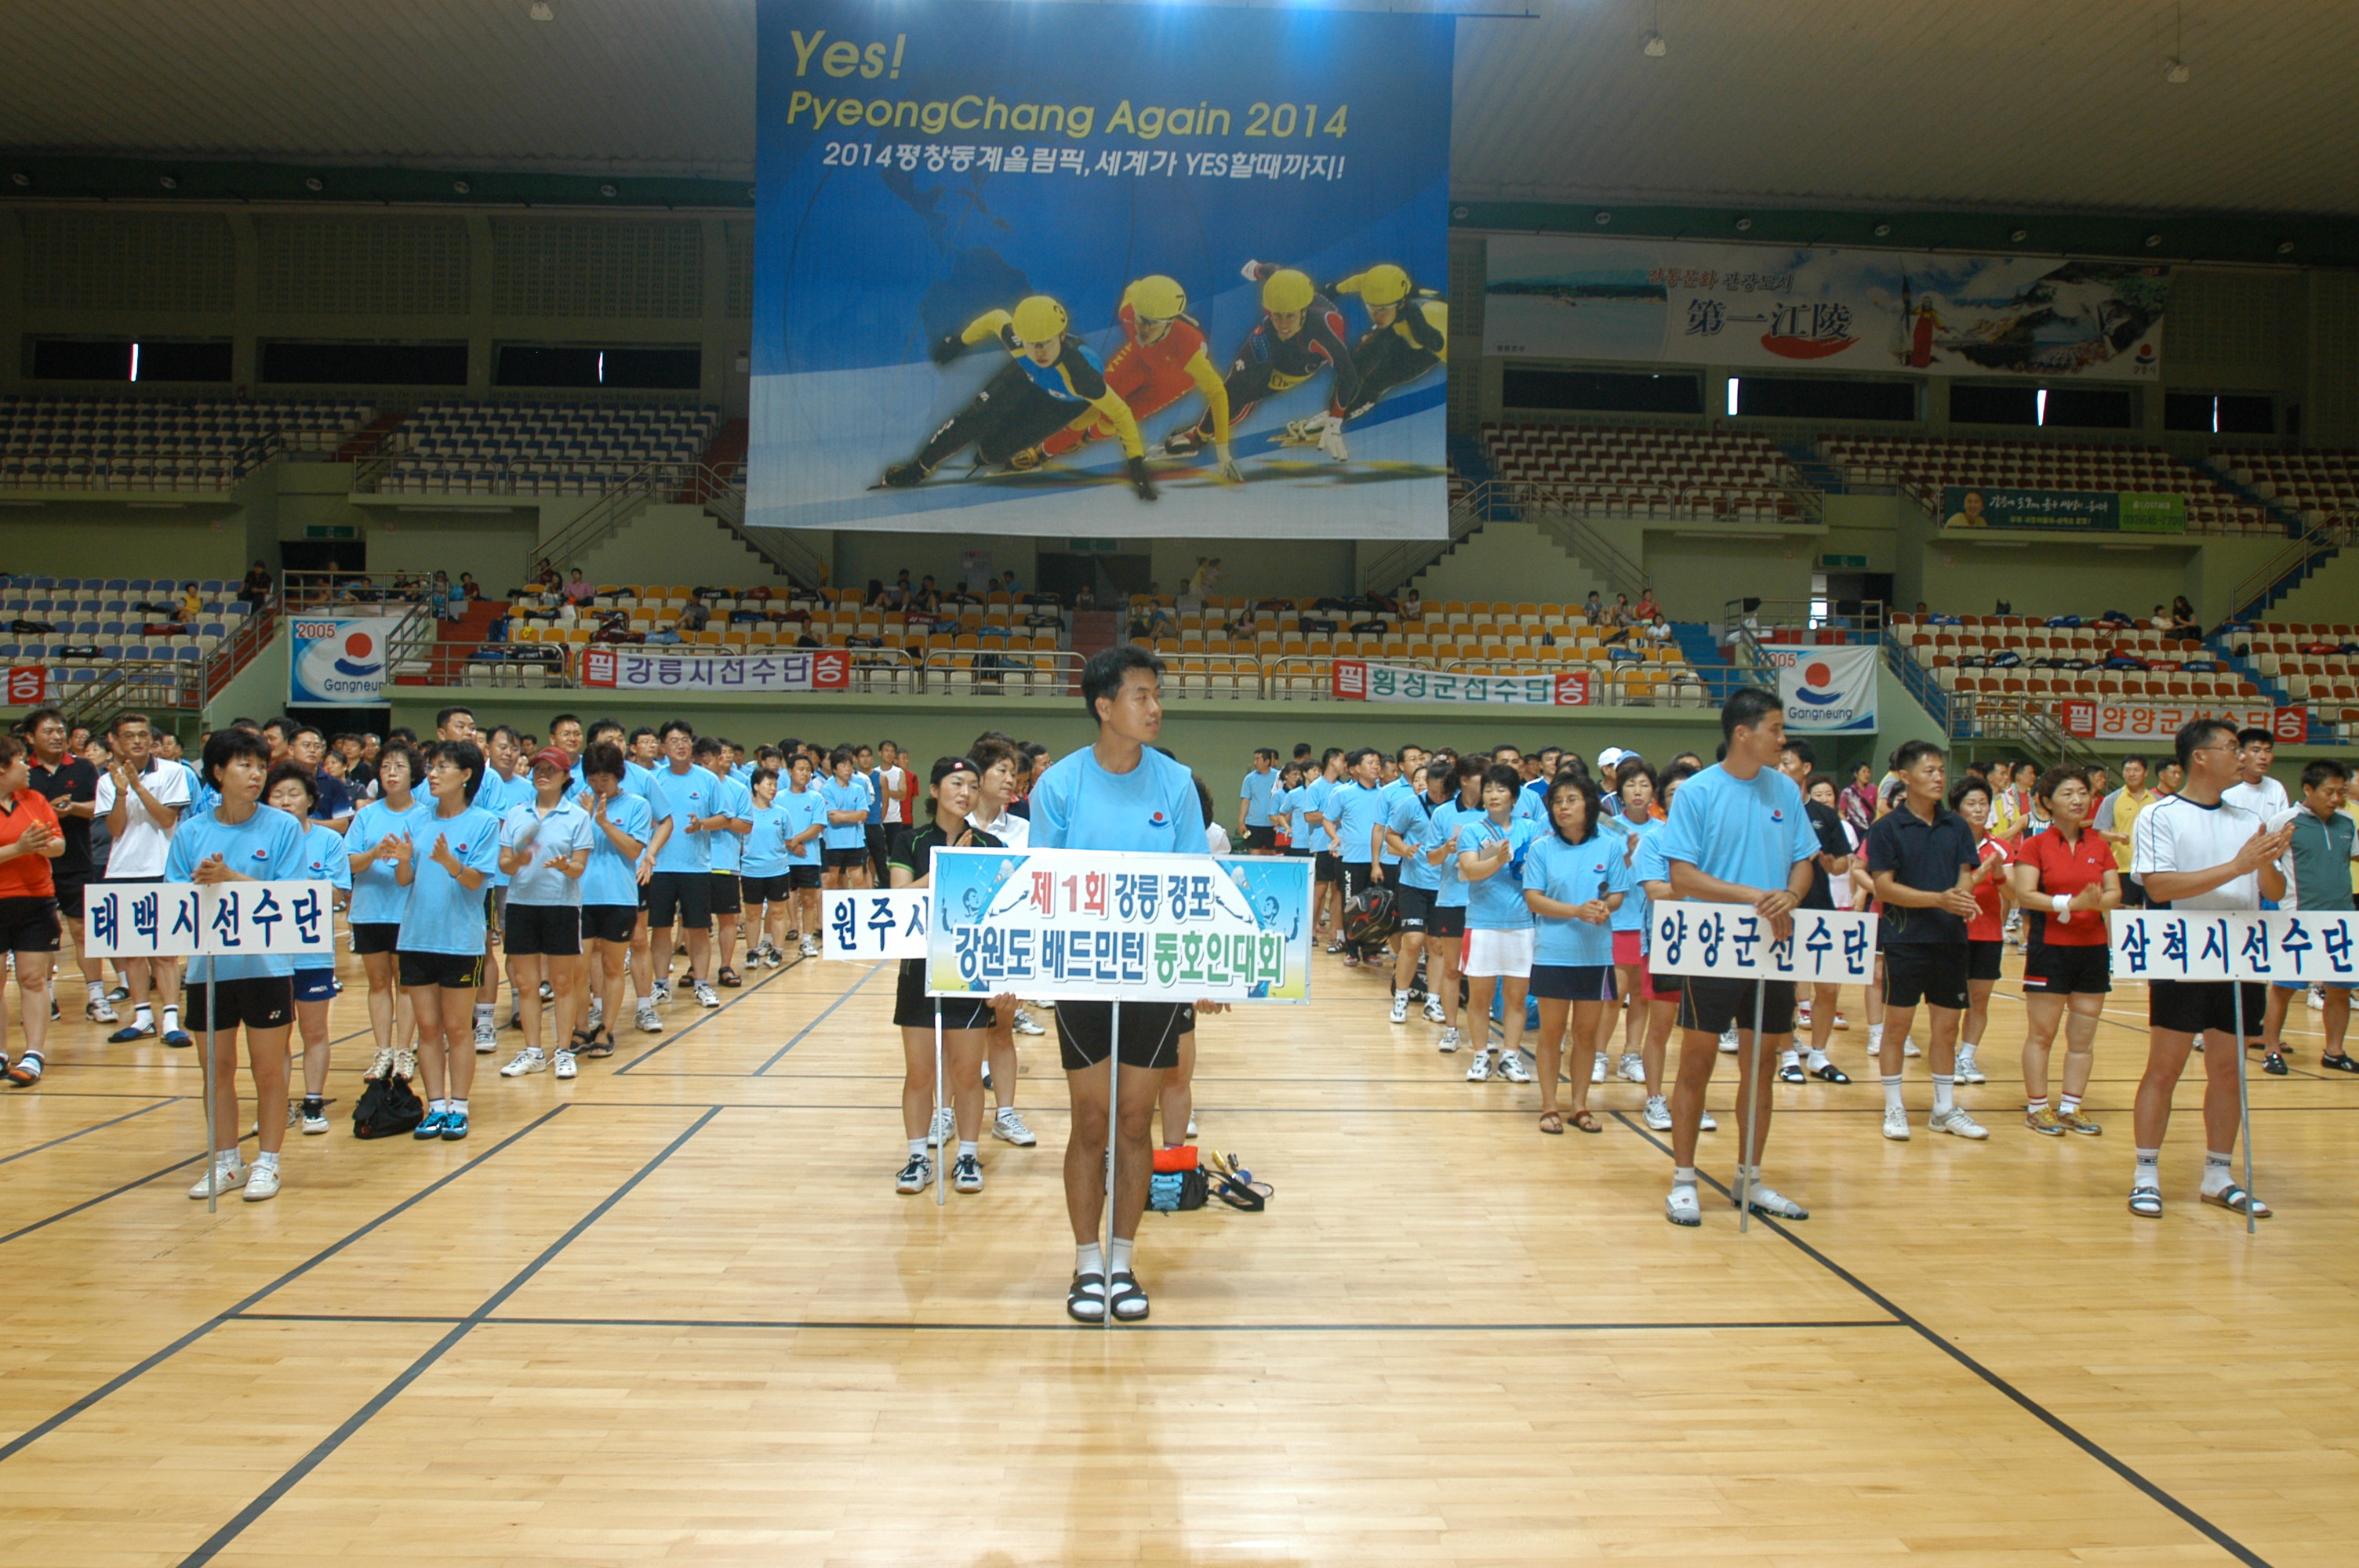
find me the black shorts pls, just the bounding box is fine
[708,873,741,916]
[2150,979,2270,1037]
[1056,999,1187,1070]
[1647,966,1685,998]
[1242,825,1278,852]
[1882,944,1970,1011]
[1532,963,1617,1002]
[0,896,60,953]
[1285,847,1311,859]
[1391,883,1433,932]
[52,876,87,925]
[503,902,582,956]
[823,847,867,871]
[740,873,790,905]
[2023,942,2111,995]
[2121,876,2148,909]
[885,824,914,866]
[399,951,486,989]
[1678,976,1795,1036]
[788,865,823,890]
[892,959,998,1030]
[1314,851,1342,886]
[352,920,402,956]
[1968,939,2005,982]
[184,975,293,1032]
[644,869,712,929]
[580,905,637,946]
[485,884,507,940]
[1426,903,1467,939]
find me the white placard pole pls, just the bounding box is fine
[933,1001,947,1209]
[2231,981,2255,1236]
[1737,979,1765,1233]
[1103,998,1120,1332]
[200,971,218,1214]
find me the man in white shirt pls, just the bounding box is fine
[2220,728,2292,823]
[876,741,911,864]
[2127,718,2294,1221]
[93,712,192,1046]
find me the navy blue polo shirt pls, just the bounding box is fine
[1863,802,1979,946]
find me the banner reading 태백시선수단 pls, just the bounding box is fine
[925,848,1314,1003]
[1484,235,2168,380]
[1763,644,1877,733]
[1940,486,2186,534]
[748,0,1453,541]
[1331,659,1591,707]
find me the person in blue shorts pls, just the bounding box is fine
[172,729,308,1203]
[395,739,502,1141]
[1523,771,1632,1135]
[264,763,351,1136]
[1028,645,1218,1326]
[1655,688,1820,1228]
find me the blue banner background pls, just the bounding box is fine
[749,0,1452,538]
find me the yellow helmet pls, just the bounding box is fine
[1124,274,1187,323]
[1354,263,1413,308]
[1259,268,1314,315]
[1010,296,1068,345]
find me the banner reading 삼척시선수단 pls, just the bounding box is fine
[748,0,1452,541]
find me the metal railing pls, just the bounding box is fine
[56,658,202,728]
[1725,597,1886,642]
[2229,514,2357,623]
[282,570,445,614]
[1942,693,2105,774]
[1362,478,1697,604]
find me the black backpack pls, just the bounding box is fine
[1343,883,1399,956]
[352,1073,424,1139]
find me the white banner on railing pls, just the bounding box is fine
[1332,659,1592,707]
[1649,900,1879,982]
[579,647,852,694]
[82,881,336,960]
[821,889,930,961]
[2110,909,2359,984]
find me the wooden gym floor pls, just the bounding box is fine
[0,938,2354,1566]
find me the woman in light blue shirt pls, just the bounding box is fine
[1456,763,1539,1086]
[1420,755,1485,1054]
[395,740,502,1142]
[264,764,352,1138]
[343,741,427,1077]
[1523,774,1630,1134]
[495,747,595,1081]
[576,740,652,1054]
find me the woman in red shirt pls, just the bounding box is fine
[2009,765,2121,1137]
[1946,775,2013,1087]
[0,734,67,1087]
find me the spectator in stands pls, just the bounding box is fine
[2147,604,2172,632]
[878,572,912,611]
[177,582,202,622]
[563,568,597,608]
[1633,587,1659,622]
[239,560,274,611]
[2167,597,2201,639]
[534,558,562,595]
[1001,567,1023,595]
[1401,586,1422,622]
[910,575,940,613]
[678,600,711,634]
[430,572,462,622]
[458,572,482,605]
[1576,590,1602,625]
[1226,605,1259,639]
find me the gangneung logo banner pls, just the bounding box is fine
[749,0,1453,539]
[1485,235,2168,380]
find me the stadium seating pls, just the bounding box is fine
[2229,622,2359,735]
[1820,436,2277,535]
[0,397,373,489]
[1889,612,2261,710]
[377,402,720,496]
[1477,423,1805,522]
[0,575,253,688]
[2211,449,2359,528]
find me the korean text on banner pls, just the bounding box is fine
[2110,909,2358,984]
[2061,700,2304,745]
[1768,644,1877,733]
[1484,234,2166,380]
[749,0,1453,543]
[579,648,852,694]
[289,617,391,706]
[5,666,49,706]
[84,882,336,960]
[925,848,1314,1003]
[1649,901,1879,984]
[1941,487,2186,535]
[1332,659,1589,707]
[823,888,931,960]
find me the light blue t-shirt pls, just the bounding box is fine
[700,771,754,873]
[776,783,827,866]
[471,770,533,888]
[291,822,352,972]
[1427,800,1477,909]
[1239,768,1277,828]
[1632,825,1677,955]
[1029,746,1210,855]
[743,803,793,878]
[647,763,718,873]
[344,797,430,927]
[1524,830,1633,967]
[1328,780,1390,866]
[501,797,597,908]
[819,775,872,851]
[620,758,657,801]
[397,805,502,956]
[1459,814,1539,931]
[1374,777,1416,866]
[1390,787,1445,890]
[1512,786,1547,825]
[165,804,308,982]
[579,790,652,908]
[1299,776,1336,853]
[1654,763,1819,895]
[1601,812,1659,933]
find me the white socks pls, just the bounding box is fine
[1108,1236,1135,1276]
[1866,1024,1884,1051]
[2133,1148,2161,1189]
[907,1138,926,1160]
[1075,1241,1103,1277]
[1881,1074,1905,1113]
[957,1139,978,1160]
[2200,1151,2235,1196]
[1931,1074,1955,1116]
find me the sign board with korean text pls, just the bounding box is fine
[1940,487,2187,535]
[580,647,853,694]
[82,881,336,961]
[5,666,49,707]
[924,848,1313,1003]
[1332,659,1590,707]
[1648,901,1879,985]
[822,888,931,960]
[2060,700,2305,745]
[2110,909,2359,985]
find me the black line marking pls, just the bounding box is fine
[175,1107,722,1567]
[611,954,806,1074]
[0,1105,569,1465]
[752,964,879,1075]
[0,1098,179,1165]
[1608,1109,2276,1568]
[225,1311,1905,1334]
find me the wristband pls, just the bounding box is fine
[2052,893,2070,921]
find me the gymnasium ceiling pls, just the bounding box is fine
[2,0,2357,220]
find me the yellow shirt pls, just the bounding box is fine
[2107,786,2157,872]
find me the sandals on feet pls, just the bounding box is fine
[1107,1271,1150,1322]
[2128,1186,2163,1218]
[1568,1109,1601,1134]
[1777,1062,1806,1083]
[1537,1110,1564,1134]
[2201,1185,2271,1218]
[1066,1272,1107,1323]
[581,1031,616,1059]
[1812,1062,1852,1084]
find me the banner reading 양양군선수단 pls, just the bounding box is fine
[925,848,1314,1003]
[748,0,1453,541]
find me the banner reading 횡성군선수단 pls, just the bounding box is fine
[925,848,1313,1003]
[749,0,1452,541]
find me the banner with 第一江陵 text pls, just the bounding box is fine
[1649,901,1879,985]
[925,848,1313,1002]
[578,647,852,694]
[750,0,1452,541]
[2110,909,2358,985]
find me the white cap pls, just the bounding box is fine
[1597,746,1626,772]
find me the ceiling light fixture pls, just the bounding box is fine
[304,176,323,191]
[1735,216,1753,232]
[2010,228,2029,243]
[158,176,178,190]
[600,183,617,198]
[2277,240,2296,255]
[2146,233,2163,247]
[1872,222,1891,238]
[2163,0,2190,82]
[453,180,471,194]
[529,2,554,21]
[1643,0,1666,56]
[9,172,27,187]
[1594,210,1612,226]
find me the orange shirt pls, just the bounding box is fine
[0,788,60,899]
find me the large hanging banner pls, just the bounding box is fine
[2059,699,2305,745]
[1332,659,1591,707]
[1940,487,2186,534]
[578,647,852,694]
[749,0,1453,540]
[1763,644,1877,733]
[289,616,391,706]
[1485,236,2168,380]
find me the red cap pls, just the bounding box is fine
[529,746,573,775]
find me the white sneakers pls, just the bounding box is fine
[473,1020,496,1054]
[242,1161,282,1202]
[189,1153,246,1200]
[1882,1105,1912,1142]
[992,1107,1037,1146]
[1012,1007,1047,1036]
[1955,1044,1986,1084]
[1437,1026,1462,1054]
[1665,1184,1702,1226]
[1389,993,1409,1025]
[553,1048,578,1080]
[500,1047,547,1077]
[926,1105,955,1147]
[693,981,721,1008]
[1618,1053,1645,1083]
[1495,1050,1533,1084]
[1423,994,1447,1025]
[1930,1106,1989,1140]
[1718,1029,1739,1054]
[1465,1049,1492,1082]
[799,937,819,959]
[1590,1051,1605,1083]
[635,1000,663,1033]
[1645,1094,1674,1131]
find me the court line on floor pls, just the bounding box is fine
[0,1098,180,1165]
[176,1106,722,1568]
[225,1309,1906,1334]
[752,964,880,1075]
[610,955,808,1074]
[0,1105,570,1467]
[1608,1109,2274,1568]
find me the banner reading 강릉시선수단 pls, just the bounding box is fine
[748,0,1452,541]
[924,848,1314,1003]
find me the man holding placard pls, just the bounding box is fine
[2127,718,2292,1220]
[1656,688,1820,1228]
[1028,646,1213,1325]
